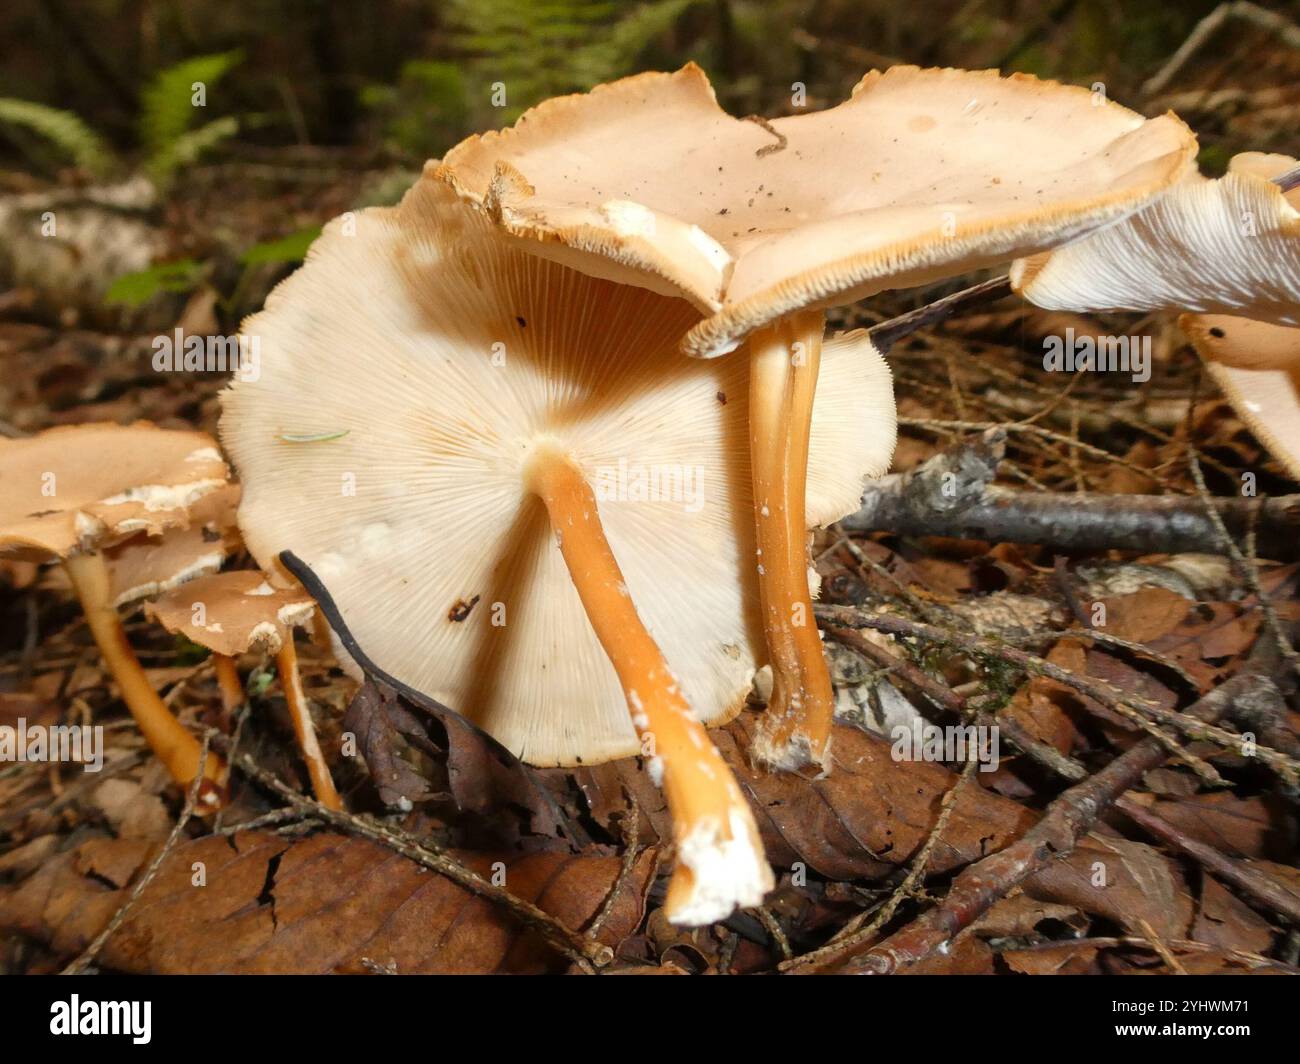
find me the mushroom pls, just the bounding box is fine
[434,63,1197,768]
[144,569,339,810]
[0,423,231,803]
[1181,316,1300,481]
[1011,150,1300,480]
[102,481,244,718]
[220,174,892,924]
[1011,152,1300,324]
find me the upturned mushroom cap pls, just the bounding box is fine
[1012,152,1300,324]
[105,484,241,607]
[435,63,1197,357]
[0,423,230,561]
[221,175,893,766]
[145,569,316,658]
[1182,314,1300,481]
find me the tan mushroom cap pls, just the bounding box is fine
[145,569,316,658]
[1182,313,1300,481]
[221,175,893,766]
[436,63,1197,357]
[104,484,242,607]
[1012,152,1300,325]
[0,423,230,560]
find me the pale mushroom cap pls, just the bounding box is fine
[0,423,231,560]
[220,176,892,766]
[1012,152,1300,325]
[1183,313,1300,481]
[105,484,242,608]
[145,569,316,658]
[437,63,1197,357]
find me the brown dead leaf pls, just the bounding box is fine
[1125,791,1294,861]
[1024,831,1194,940]
[1002,941,1101,975]
[1192,875,1276,955]
[0,831,655,974]
[570,715,1035,882]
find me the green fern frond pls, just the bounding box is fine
[570,0,701,86]
[0,98,115,178]
[148,115,239,186]
[139,50,242,160]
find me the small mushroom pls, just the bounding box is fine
[1182,315,1300,481]
[144,570,338,809]
[0,423,231,804]
[436,63,1197,768]
[1011,152,1299,324]
[220,175,891,924]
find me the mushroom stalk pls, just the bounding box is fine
[276,638,342,811]
[527,445,772,924]
[213,653,245,722]
[747,309,834,770]
[63,551,225,805]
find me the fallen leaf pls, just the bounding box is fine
[0,831,655,974]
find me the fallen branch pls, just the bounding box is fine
[845,670,1277,973]
[843,429,1300,559]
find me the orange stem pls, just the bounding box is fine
[213,653,244,723]
[528,444,771,924]
[748,309,834,770]
[64,551,225,810]
[276,638,342,811]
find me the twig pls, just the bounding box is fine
[61,737,213,975]
[1142,2,1300,99]
[782,758,979,972]
[1137,918,1188,974]
[235,754,613,970]
[1116,795,1300,925]
[819,605,1300,782]
[847,671,1272,973]
[844,431,1300,558]
[870,277,1013,353]
[587,795,641,939]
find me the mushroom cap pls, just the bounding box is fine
[220,175,893,766]
[436,63,1197,357]
[104,484,242,608]
[1012,152,1300,325]
[1182,313,1300,481]
[0,423,231,561]
[145,569,315,657]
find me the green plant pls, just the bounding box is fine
[0,98,114,178]
[0,51,242,186]
[139,50,243,185]
[104,259,210,309]
[105,225,321,312]
[361,60,469,158]
[447,0,703,121]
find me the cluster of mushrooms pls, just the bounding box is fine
[3,64,1296,926]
